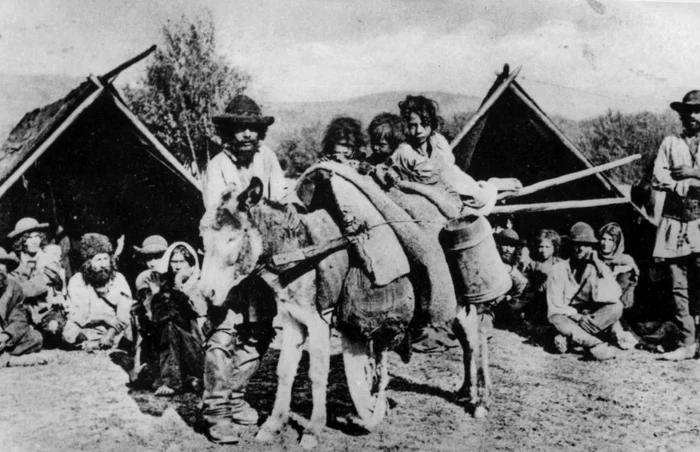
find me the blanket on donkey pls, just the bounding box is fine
[297,162,462,325]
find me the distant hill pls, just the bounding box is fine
[264,91,482,148]
[0,73,83,143]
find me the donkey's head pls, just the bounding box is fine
[199,178,267,306]
[199,177,306,306]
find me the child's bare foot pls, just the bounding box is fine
[155,385,175,396]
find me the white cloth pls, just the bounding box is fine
[652,135,700,258]
[203,144,288,210]
[388,133,497,214]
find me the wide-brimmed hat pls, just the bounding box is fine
[133,235,168,256]
[495,229,525,247]
[671,90,700,113]
[212,95,275,127]
[0,247,19,272]
[78,233,113,264]
[7,217,49,240]
[566,222,598,245]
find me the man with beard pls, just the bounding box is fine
[652,90,700,360]
[203,94,287,210]
[544,222,622,360]
[63,233,133,350]
[201,94,290,444]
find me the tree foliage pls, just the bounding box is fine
[575,110,679,184]
[275,122,324,177]
[124,12,249,179]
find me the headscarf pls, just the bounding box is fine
[154,242,200,276]
[598,222,638,275]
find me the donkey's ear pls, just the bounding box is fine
[237,177,264,211]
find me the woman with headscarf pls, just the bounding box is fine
[598,222,639,350]
[598,223,639,310]
[128,242,205,396]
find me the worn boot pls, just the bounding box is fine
[553,334,568,354]
[588,343,616,361]
[206,420,241,445]
[659,343,697,361]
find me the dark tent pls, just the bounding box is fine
[450,65,666,321]
[0,48,204,279]
[450,65,651,244]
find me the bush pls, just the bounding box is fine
[275,122,324,177]
[575,110,679,184]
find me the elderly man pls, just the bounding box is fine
[544,222,623,361]
[203,94,287,210]
[201,94,291,444]
[63,233,133,350]
[0,247,47,367]
[651,90,700,360]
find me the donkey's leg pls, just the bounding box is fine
[300,312,331,449]
[475,327,490,418]
[256,316,305,442]
[453,304,480,414]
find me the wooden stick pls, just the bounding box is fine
[271,236,349,269]
[499,154,641,200]
[491,197,629,214]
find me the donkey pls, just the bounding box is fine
[198,177,495,447]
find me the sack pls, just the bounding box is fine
[336,266,414,350]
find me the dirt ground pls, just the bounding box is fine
[1,326,699,452]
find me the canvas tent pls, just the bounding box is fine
[0,47,204,276]
[450,65,652,249]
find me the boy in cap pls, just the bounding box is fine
[133,235,168,270]
[544,222,623,360]
[651,90,700,360]
[63,233,133,350]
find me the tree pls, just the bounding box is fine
[575,110,679,184]
[275,122,324,177]
[124,12,249,179]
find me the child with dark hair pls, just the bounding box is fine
[367,112,405,165]
[321,117,367,163]
[380,95,520,216]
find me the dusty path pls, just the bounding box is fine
[1,328,698,452]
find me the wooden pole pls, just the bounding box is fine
[491,197,629,215]
[100,45,157,83]
[499,154,641,200]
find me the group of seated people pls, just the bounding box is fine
[494,219,641,360]
[0,218,205,396]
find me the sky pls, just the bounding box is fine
[1,0,700,118]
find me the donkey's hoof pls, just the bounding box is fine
[473,405,488,419]
[300,433,318,450]
[254,427,276,443]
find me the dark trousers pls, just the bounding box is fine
[5,328,43,356]
[668,255,700,346]
[156,322,204,391]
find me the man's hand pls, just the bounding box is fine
[284,204,301,230]
[43,264,63,290]
[99,328,117,349]
[145,271,161,296]
[0,332,9,353]
[670,165,700,180]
